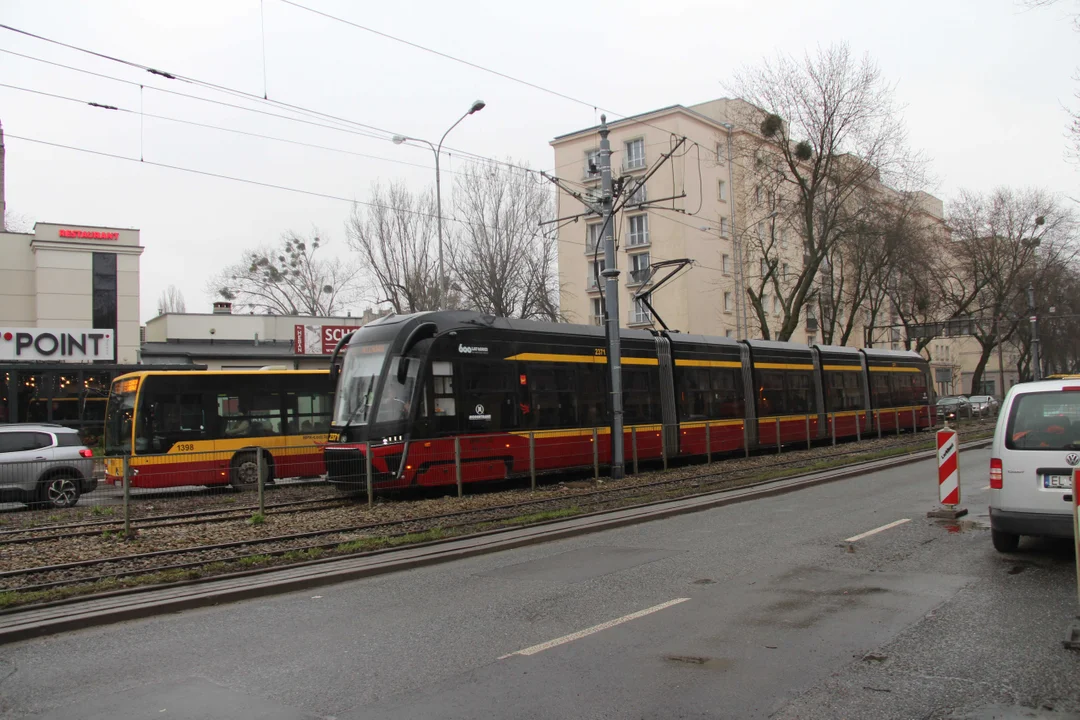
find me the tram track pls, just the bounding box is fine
[1,426,992,601]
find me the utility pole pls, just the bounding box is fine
[1028,284,1042,381]
[996,314,1007,399]
[598,116,626,479]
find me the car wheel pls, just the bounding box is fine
[40,474,81,509]
[230,451,269,491]
[991,529,1020,553]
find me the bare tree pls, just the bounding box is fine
[345,182,444,314]
[156,285,186,315]
[451,160,560,320]
[729,42,926,341]
[947,187,1077,392]
[1023,0,1080,163]
[209,230,362,315]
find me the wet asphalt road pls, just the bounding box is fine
[1,446,1078,719]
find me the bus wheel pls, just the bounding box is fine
[230,451,268,491]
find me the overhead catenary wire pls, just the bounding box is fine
[0,32,547,180]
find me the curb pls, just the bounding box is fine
[0,438,991,645]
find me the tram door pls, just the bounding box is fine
[653,335,679,454]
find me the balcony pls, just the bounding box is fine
[622,157,646,172]
[626,232,649,249]
[628,309,652,326]
[806,317,819,331]
[586,274,601,292]
[592,315,604,327]
[627,268,651,287]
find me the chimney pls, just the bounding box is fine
[0,119,6,231]
[212,301,233,315]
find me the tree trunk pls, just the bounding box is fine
[968,342,995,396]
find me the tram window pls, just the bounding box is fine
[871,373,893,408]
[845,372,865,410]
[911,371,929,403]
[711,368,744,418]
[579,365,608,427]
[376,357,420,424]
[529,365,578,429]
[461,361,517,430]
[623,367,657,425]
[786,372,812,414]
[676,368,710,420]
[758,371,785,417]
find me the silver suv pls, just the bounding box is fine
[0,424,97,509]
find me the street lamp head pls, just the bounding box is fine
[469,99,486,114]
[391,135,408,145]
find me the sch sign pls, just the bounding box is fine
[0,328,115,362]
[295,325,356,354]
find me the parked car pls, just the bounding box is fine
[936,396,972,421]
[0,424,96,509]
[989,379,1078,552]
[967,395,1000,416]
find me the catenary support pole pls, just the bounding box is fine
[529,432,536,490]
[598,115,626,479]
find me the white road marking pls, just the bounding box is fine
[498,598,690,660]
[844,518,911,543]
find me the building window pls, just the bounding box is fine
[723,291,733,312]
[716,143,726,165]
[718,180,727,201]
[807,334,817,345]
[772,295,780,315]
[629,252,650,285]
[591,297,605,326]
[760,258,769,278]
[586,223,603,253]
[725,329,734,338]
[780,228,788,249]
[719,217,729,236]
[585,149,601,178]
[754,185,762,204]
[626,182,647,206]
[630,294,651,324]
[782,263,789,280]
[588,259,605,290]
[627,215,649,246]
[761,294,769,312]
[721,254,731,274]
[92,252,117,343]
[625,138,645,170]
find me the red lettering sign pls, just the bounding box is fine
[320,325,355,353]
[58,229,120,240]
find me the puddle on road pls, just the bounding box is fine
[934,518,988,534]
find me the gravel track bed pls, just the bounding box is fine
[0,481,336,530]
[0,422,995,593]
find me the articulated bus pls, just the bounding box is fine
[322,310,935,491]
[103,369,332,488]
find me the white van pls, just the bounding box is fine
[989,379,1078,552]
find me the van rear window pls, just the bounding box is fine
[1005,392,1080,450]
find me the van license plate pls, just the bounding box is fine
[1042,474,1073,489]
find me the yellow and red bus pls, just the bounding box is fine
[103,369,332,488]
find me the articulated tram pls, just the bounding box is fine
[323,311,934,490]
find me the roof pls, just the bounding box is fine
[139,340,301,360]
[550,102,738,144]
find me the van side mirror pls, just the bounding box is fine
[396,357,410,384]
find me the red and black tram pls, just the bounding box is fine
[323,311,934,490]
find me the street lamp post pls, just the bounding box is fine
[392,99,486,306]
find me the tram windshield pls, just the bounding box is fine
[333,343,391,427]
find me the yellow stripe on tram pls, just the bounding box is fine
[821,364,862,372]
[754,362,815,371]
[674,359,742,368]
[869,366,924,373]
[503,352,659,366]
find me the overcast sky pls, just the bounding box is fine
[2,0,1077,322]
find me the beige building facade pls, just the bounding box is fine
[0,222,143,364]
